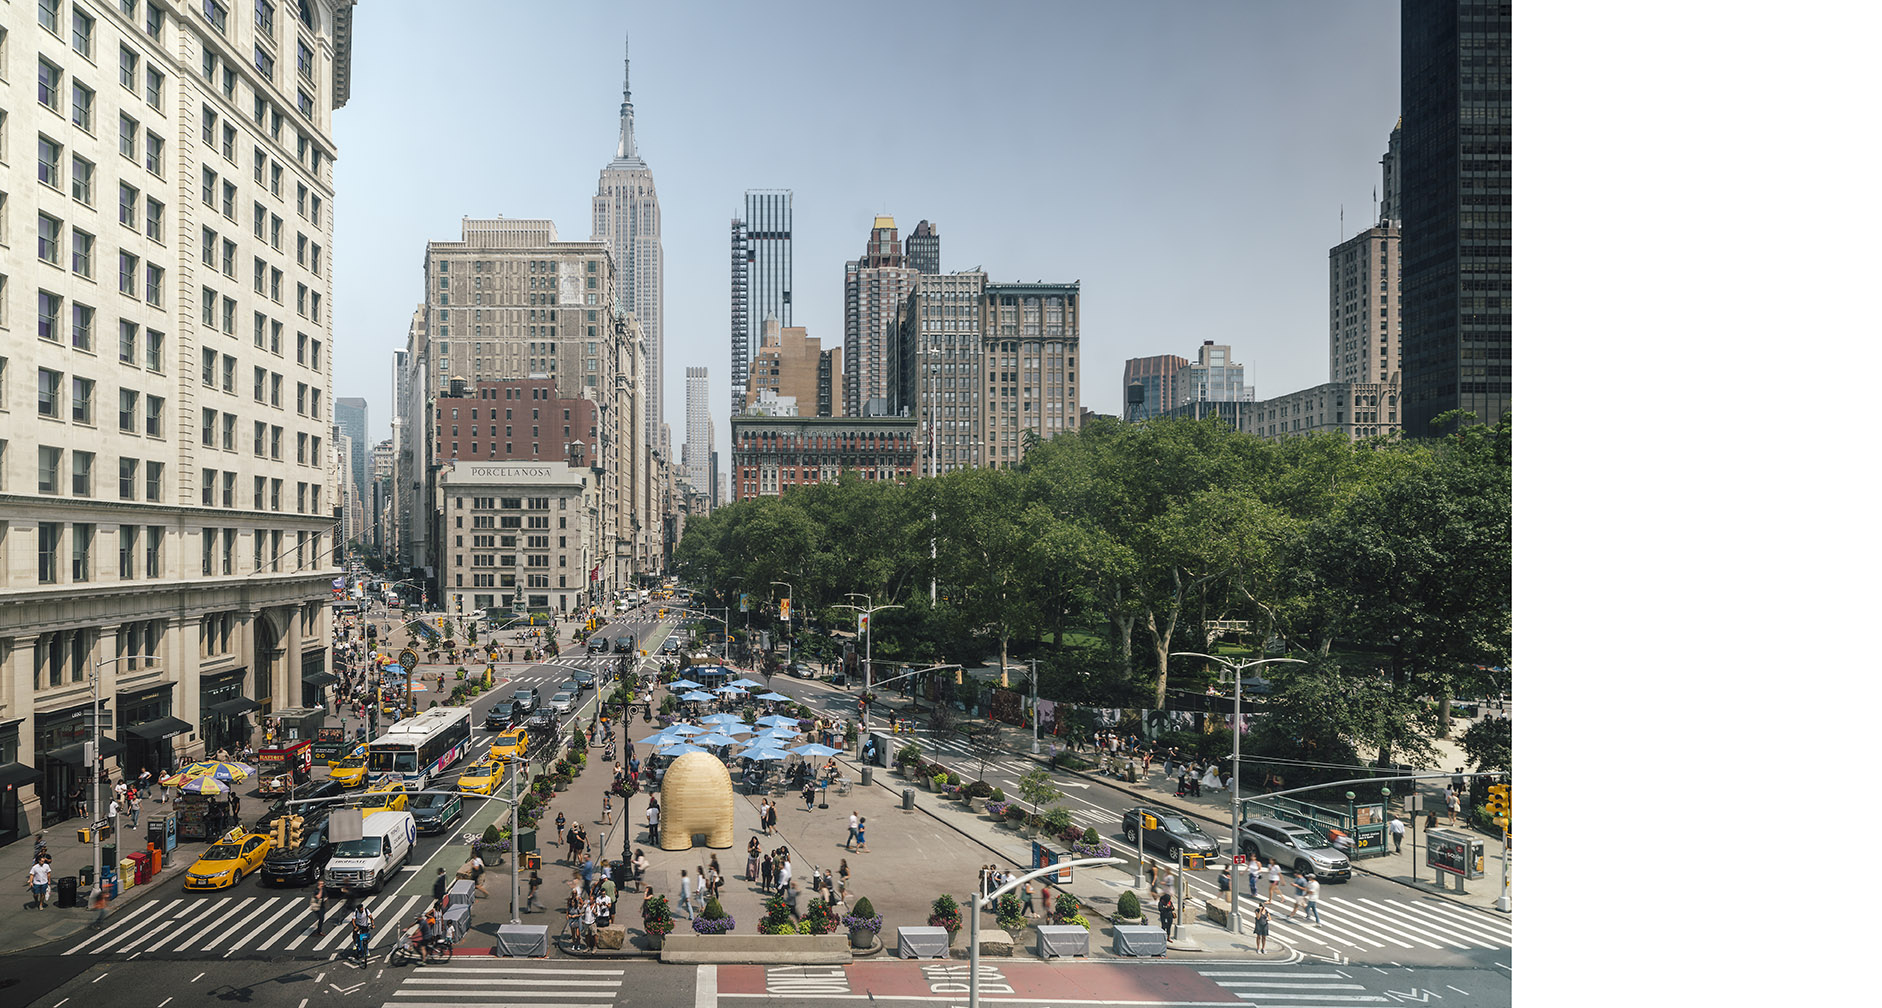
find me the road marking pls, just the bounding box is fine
[192,973,205,982]
[1447,986,1470,996]
[63,898,166,954]
[90,974,108,983]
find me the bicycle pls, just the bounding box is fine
[388,929,455,965]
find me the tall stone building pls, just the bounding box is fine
[1328,223,1402,386]
[746,318,837,418]
[1400,0,1512,434]
[681,367,712,497]
[0,0,358,842]
[893,271,985,478]
[1177,342,1252,404]
[977,282,1082,469]
[843,217,917,417]
[729,191,792,415]
[591,36,664,450]
[333,396,367,537]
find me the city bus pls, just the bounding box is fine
[366,706,473,789]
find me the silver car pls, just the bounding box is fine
[549,691,576,715]
[1237,816,1352,881]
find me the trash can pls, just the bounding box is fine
[103,842,118,867]
[57,876,79,908]
[861,766,874,787]
[902,788,915,810]
[118,858,138,890]
[129,851,151,885]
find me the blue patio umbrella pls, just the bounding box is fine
[682,690,716,702]
[663,723,704,735]
[701,712,746,724]
[715,684,746,695]
[638,728,694,745]
[655,742,707,758]
[729,678,763,689]
[692,732,741,747]
[668,678,705,691]
[737,746,792,762]
[756,714,799,727]
[794,743,844,758]
[758,693,793,702]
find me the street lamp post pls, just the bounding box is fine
[1171,651,1304,934]
[835,596,903,739]
[770,580,795,672]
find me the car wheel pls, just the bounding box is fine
[1123,824,1137,842]
[1294,859,1313,877]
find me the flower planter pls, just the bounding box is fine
[647,932,664,951]
[849,928,878,950]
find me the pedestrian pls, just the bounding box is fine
[526,870,544,912]
[1217,867,1232,901]
[579,854,596,891]
[568,825,586,864]
[432,866,450,906]
[847,810,859,851]
[1021,880,1035,917]
[28,857,53,910]
[1303,875,1322,925]
[785,879,801,919]
[555,811,567,845]
[601,793,613,826]
[746,838,761,881]
[1446,787,1461,826]
[838,859,851,901]
[760,853,775,892]
[107,796,121,837]
[1389,816,1406,854]
[1157,892,1176,937]
[855,816,868,852]
[803,782,816,812]
[1265,859,1283,903]
[89,883,109,929]
[633,849,648,882]
[127,792,141,829]
[778,855,793,893]
[1252,903,1272,953]
[678,869,695,918]
[308,879,329,935]
[1286,872,1308,918]
[470,853,490,897]
[645,802,659,844]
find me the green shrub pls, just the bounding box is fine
[995,892,1026,931]
[945,772,961,787]
[990,787,1006,803]
[1116,890,1142,919]
[965,780,994,799]
[1053,892,1081,924]
[851,896,876,919]
[1044,807,1074,834]
[928,893,962,932]
[1081,826,1100,845]
[482,824,502,845]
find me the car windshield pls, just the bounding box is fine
[333,838,381,858]
[203,842,244,859]
[1291,831,1335,850]
[410,794,449,809]
[1164,814,1204,835]
[337,756,366,768]
[490,704,511,714]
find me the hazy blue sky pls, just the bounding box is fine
[332,0,1399,449]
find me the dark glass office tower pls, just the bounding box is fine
[1400,0,1511,435]
[906,219,941,275]
[730,190,793,414]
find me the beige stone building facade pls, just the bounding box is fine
[0,0,356,843]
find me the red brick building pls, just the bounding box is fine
[435,378,599,463]
[730,416,918,501]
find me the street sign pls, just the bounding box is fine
[1233,854,1246,866]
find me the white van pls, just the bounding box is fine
[323,809,417,893]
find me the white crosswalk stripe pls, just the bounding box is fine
[1236,894,1511,955]
[379,961,628,1007]
[65,887,428,956]
[1197,967,1390,1004]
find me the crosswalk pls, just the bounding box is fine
[1233,893,1512,955]
[1197,965,1390,1005]
[378,960,626,1008]
[64,886,433,957]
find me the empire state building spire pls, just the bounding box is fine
[615,34,641,164]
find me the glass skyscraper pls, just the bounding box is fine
[730,191,793,414]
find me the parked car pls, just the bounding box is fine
[260,815,335,886]
[511,686,540,714]
[788,663,816,679]
[408,791,464,835]
[1121,806,1222,863]
[549,691,577,715]
[483,702,518,731]
[1237,817,1353,881]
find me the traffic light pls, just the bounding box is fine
[287,815,305,849]
[1486,783,1510,831]
[436,617,444,630]
[273,818,289,848]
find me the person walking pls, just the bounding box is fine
[1157,892,1176,938]
[645,802,659,845]
[1389,816,1406,854]
[855,816,869,852]
[127,791,141,829]
[1021,880,1036,917]
[1286,872,1309,919]
[677,869,695,918]
[802,782,816,813]
[838,859,851,901]
[600,793,613,826]
[28,857,53,910]
[1252,902,1272,953]
[633,849,648,882]
[1445,786,1460,826]
[1303,875,1321,926]
[747,838,761,881]
[1265,859,1283,903]
[526,870,544,912]
[555,811,568,846]
[470,853,490,898]
[760,854,775,892]
[307,879,329,936]
[578,854,596,892]
[778,855,793,894]
[847,811,859,851]
[568,824,586,864]
[432,867,450,906]
[88,883,110,929]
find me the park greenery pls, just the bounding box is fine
[673,414,1510,780]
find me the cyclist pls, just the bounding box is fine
[349,902,375,961]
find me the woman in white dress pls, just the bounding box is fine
[1202,764,1223,791]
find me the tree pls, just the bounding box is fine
[1016,768,1062,816]
[1459,715,1511,775]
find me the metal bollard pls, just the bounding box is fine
[902,788,915,810]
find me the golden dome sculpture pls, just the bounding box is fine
[657,750,735,851]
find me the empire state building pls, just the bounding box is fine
[592,37,665,443]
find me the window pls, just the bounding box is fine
[73,451,94,495]
[40,0,61,32]
[221,123,236,162]
[145,393,163,436]
[252,420,264,455]
[297,89,313,118]
[255,0,275,34]
[71,80,94,131]
[204,0,228,33]
[144,4,164,39]
[38,367,63,416]
[201,165,217,206]
[72,156,95,204]
[223,180,236,218]
[296,38,312,79]
[145,197,164,240]
[254,257,266,293]
[72,5,94,55]
[201,349,215,386]
[253,45,274,79]
[145,329,164,370]
[36,291,63,344]
[118,251,138,295]
[37,213,62,264]
[118,456,137,499]
[145,131,164,176]
[119,524,138,578]
[118,45,136,91]
[145,525,163,577]
[39,522,61,584]
[269,424,281,458]
[145,66,163,109]
[253,366,265,400]
[38,446,62,495]
[147,265,164,305]
[270,163,282,196]
[118,181,139,228]
[221,412,235,448]
[222,356,235,392]
[38,136,63,188]
[39,57,63,112]
[72,229,94,276]
[145,461,162,501]
[118,388,138,431]
[71,523,93,582]
[71,302,93,350]
[71,375,94,423]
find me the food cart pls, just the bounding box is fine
[256,739,313,796]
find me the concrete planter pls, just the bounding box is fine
[849,927,878,950]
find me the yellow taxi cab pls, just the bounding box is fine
[327,740,367,770]
[490,727,528,761]
[183,828,274,890]
[357,780,408,815]
[457,758,506,796]
[328,743,371,788]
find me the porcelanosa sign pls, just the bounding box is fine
[463,465,564,482]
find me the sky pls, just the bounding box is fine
[330,0,1400,451]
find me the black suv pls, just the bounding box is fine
[1122,806,1221,863]
[484,702,518,730]
[257,778,344,829]
[260,814,334,887]
[408,791,464,836]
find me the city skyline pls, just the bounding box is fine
[330,0,1400,452]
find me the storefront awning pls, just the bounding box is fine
[123,716,193,741]
[207,697,264,717]
[0,762,42,789]
[301,672,340,688]
[44,737,126,765]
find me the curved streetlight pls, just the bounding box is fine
[769,579,795,673]
[1171,651,1304,933]
[969,858,1123,1007]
